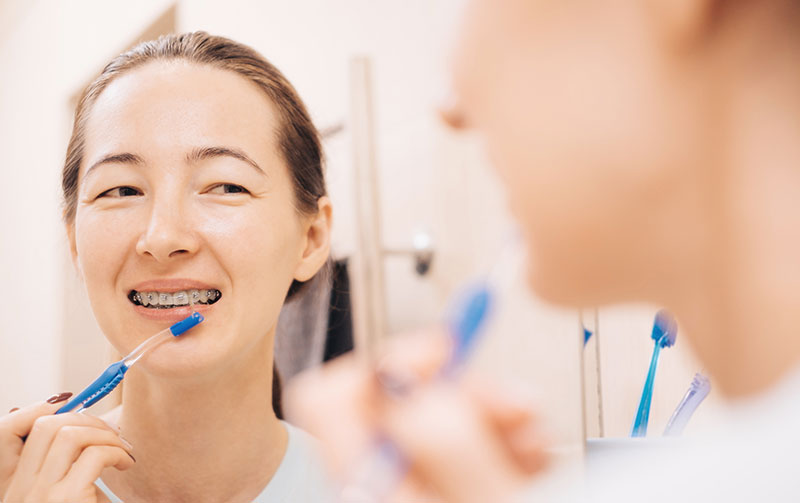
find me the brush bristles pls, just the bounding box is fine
[652,309,678,348]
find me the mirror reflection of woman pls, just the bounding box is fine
[289,1,800,501]
[0,32,335,502]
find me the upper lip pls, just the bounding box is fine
[129,279,219,293]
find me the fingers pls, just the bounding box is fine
[504,423,549,474]
[285,329,450,481]
[381,382,528,503]
[466,380,550,475]
[287,328,547,503]
[388,475,442,503]
[38,426,133,485]
[16,412,123,487]
[0,394,75,497]
[0,395,128,503]
[285,354,378,478]
[0,393,73,440]
[56,445,135,497]
[467,380,536,427]
[376,328,451,387]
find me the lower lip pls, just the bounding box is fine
[131,302,215,322]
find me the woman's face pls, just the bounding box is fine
[69,61,324,376]
[449,0,713,305]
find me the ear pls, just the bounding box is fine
[293,196,333,282]
[65,220,82,274]
[645,0,717,48]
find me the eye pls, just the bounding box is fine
[97,186,142,198]
[207,183,250,195]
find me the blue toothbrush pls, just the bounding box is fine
[339,243,524,502]
[56,313,204,414]
[341,283,495,502]
[630,310,677,437]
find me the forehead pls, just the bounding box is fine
[82,61,281,171]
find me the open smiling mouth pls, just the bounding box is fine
[128,289,222,309]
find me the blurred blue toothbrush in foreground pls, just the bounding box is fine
[341,245,521,502]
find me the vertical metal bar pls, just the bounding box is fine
[578,310,588,443]
[581,307,604,439]
[594,308,605,437]
[349,56,387,355]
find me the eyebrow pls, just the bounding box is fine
[85,152,144,178]
[83,146,266,179]
[187,146,265,175]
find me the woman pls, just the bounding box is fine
[289,0,800,501]
[0,32,334,502]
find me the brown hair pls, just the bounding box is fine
[62,31,329,418]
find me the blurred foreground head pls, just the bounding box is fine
[444,0,800,395]
[444,0,800,307]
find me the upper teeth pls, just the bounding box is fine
[133,289,220,307]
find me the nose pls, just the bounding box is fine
[136,193,200,262]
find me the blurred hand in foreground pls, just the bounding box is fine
[286,329,549,503]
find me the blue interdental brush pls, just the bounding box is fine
[630,309,678,437]
[56,312,204,414]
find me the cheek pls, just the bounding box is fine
[74,211,131,290]
[207,207,304,344]
[200,204,303,299]
[479,54,679,303]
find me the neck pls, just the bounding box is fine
[101,333,286,503]
[666,18,800,398]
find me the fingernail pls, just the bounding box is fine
[8,407,19,413]
[46,392,73,404]
[128,452,136,463]
[119,434,133,451]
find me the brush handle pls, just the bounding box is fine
[347,285,493,501]
[442,285,492,375]
[631,337,664,437]
[55,361,129,414]
[664,373,711,436]
[49,314,204,416]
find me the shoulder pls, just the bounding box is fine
[254,421,337,503]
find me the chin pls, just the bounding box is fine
[524,255,608,308]
[527,267,580,306]
[128,329,232,378]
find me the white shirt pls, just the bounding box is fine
[526,366,800,502]
[95,421,335,502]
